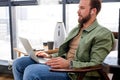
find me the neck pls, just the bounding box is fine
[83,17,96,29]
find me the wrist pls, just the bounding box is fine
[47,54,52,58]
[69,60,73,69]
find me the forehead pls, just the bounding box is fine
[79,0,91,7]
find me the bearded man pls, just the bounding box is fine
[12,0,115,80]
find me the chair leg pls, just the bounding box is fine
[112,73,120,80]
[98,70,110,80]
[77,72,86,80]
[18,52,21,57]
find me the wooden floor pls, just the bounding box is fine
[0,73,113,80]
[0,74,13,80]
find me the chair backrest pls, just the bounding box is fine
[111,32,118,51]
[111,39,118,51]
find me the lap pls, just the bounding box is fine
[25,64,64,75]
[13,56,37,65]
[24,64,70,80]
[12,56,37,71]
[13,56,70,80]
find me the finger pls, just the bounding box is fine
[51,64,61,69]
[47,59,59,63]
[35,51,43,55]
[46,62,60,68]
[46,59,59,66]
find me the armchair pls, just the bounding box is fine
[14,32,118,80]
[13,47,110,80]
[50,32,118,80]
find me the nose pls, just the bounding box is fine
[77,9,80,16]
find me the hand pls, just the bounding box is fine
[45,57,70,69]
[35,51,50,58]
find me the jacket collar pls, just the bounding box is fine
[79,20,99,32]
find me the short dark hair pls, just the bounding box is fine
[90,0,101,15]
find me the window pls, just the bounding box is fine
[0,7,11,60]
[16,1,62,55]
[0,0,62,60]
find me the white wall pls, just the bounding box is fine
[98,2,120,32]
[66,2,120,33]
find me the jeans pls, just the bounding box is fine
[12,56,71,80]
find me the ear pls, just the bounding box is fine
[90,10,94,15]
[91,8,97,15]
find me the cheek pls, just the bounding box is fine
[78,10,85,16]
[78,9,88,18]
[83,9,89,14]
[81,11,89,17]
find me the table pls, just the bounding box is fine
[104,51,120,80]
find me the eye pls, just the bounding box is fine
[80,6,85,10]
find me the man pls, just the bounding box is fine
[12,0,115,80]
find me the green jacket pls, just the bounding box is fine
[52,20,115,80]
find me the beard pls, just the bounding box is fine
[78,13,91,27]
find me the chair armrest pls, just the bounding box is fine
[13,48,59,57]
[13,48,28,57]
[50,64,110,80]
[45,48,59,54]
[50,64,103,73]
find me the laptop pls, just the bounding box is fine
[19,37,50,63]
